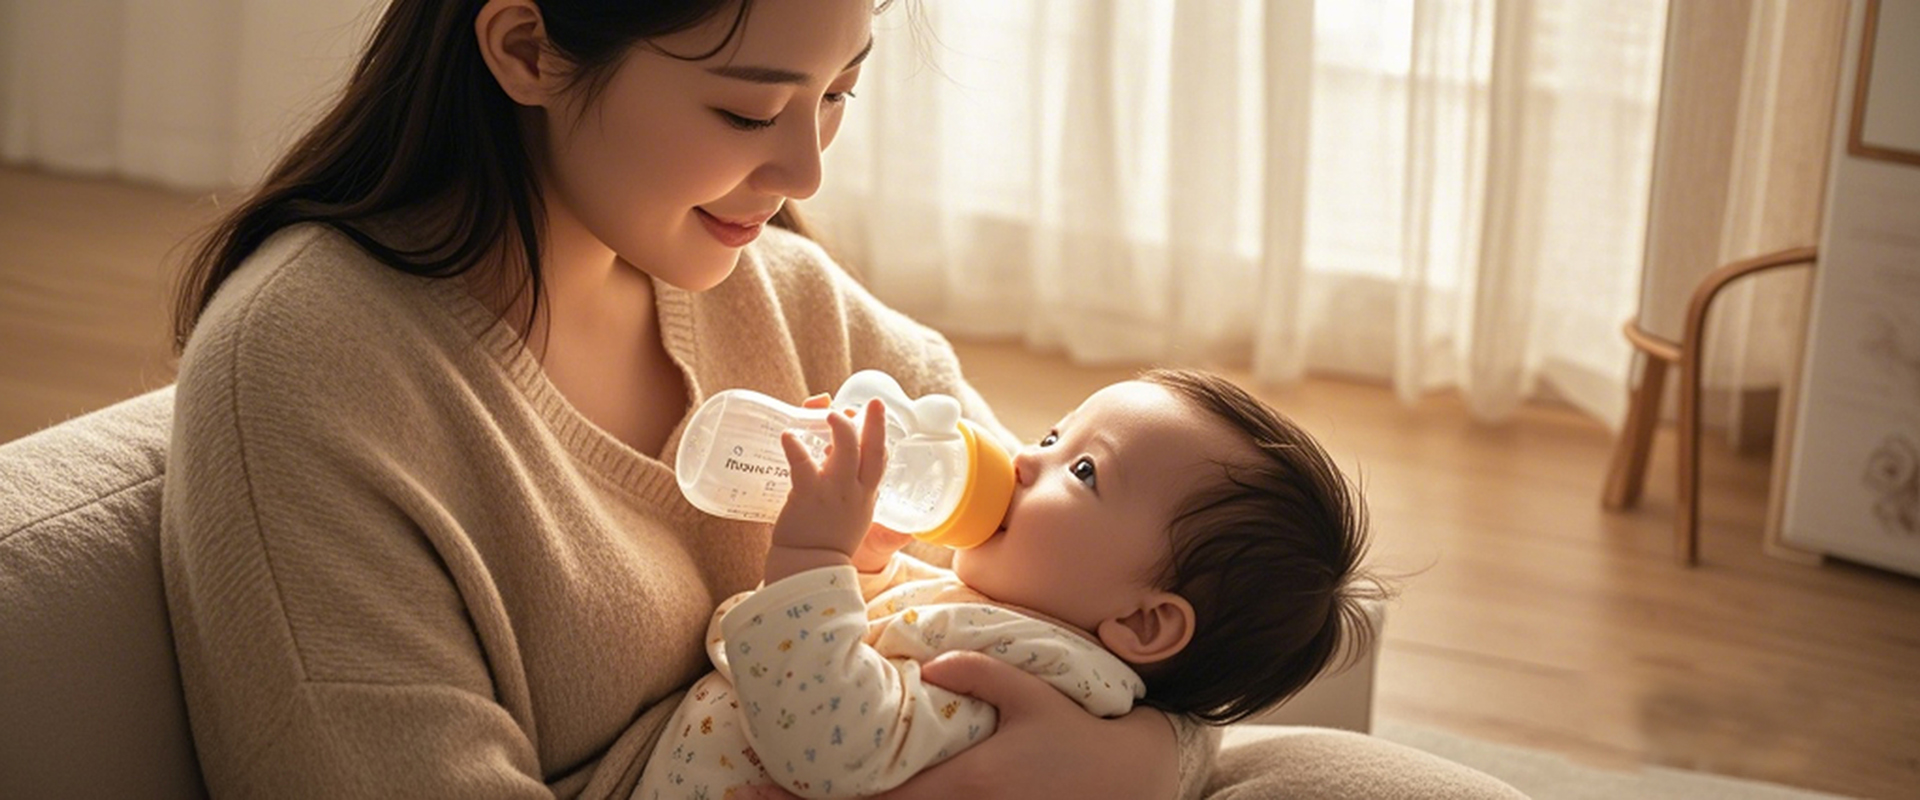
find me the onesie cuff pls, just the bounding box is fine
[857,554,908,597]
[721,565,863,638]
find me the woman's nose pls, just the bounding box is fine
[752,115,824,200]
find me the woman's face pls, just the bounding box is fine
[536,0,873,290]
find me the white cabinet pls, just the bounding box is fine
[1782,0,1920,578]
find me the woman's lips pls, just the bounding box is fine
[696,207,763,248]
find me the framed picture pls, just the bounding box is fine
[1848,0,1920,167]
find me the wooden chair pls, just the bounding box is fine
[1602,246,1818,565]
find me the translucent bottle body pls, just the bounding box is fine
[674,371,1008,545]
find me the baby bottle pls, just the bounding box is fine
[675,370,1015,549]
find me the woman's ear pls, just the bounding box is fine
[1095,592,1195,665]
[476,0,559,107]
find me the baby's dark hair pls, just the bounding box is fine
[1133,369,1389,724]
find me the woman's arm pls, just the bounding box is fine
[881,653,1203,800]
[166,384,553,796]
[730,652,1207,800]
[162,247,557,796]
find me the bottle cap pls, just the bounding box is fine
[913,420,1015,550]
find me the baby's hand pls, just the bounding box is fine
[851,523,915,573]
[770,398,888,560]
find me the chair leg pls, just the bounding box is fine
[1604,350,1671,510]
[1677,352,1702,566]
[1671,247,1818,566]
[1677,333,1709,566]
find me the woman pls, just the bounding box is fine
[164,0,1198,795]
[162,0,1518,797]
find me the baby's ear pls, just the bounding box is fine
[1096,592,1195,665]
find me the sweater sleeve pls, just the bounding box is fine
[719,566,996,798]
[162,246,550,797]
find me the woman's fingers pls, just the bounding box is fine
[918,651,1070,721]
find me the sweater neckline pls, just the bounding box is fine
[425,272,706,505]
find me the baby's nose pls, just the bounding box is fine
[1011,449,1040,486]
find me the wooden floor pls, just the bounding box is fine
[4,166,1917,798]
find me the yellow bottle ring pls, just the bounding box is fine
[912,421,1015,550]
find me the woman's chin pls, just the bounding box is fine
[635,250,742,293]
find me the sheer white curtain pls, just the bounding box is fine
[813,0,1668,425]
[0,0,376,189]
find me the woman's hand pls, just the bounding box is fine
[880,652,1182,799]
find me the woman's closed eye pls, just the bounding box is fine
[718,110,776,131]
[716,92,857,132]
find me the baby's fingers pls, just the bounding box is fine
[823,407,862,480]
[859,399,888,488]
[778,430,818,488]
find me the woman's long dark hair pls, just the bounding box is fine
[172,0,814,351]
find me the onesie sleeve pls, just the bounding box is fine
[718,566,995,798]
[854,551,954,600]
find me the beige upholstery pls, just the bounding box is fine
[0,387,205,798]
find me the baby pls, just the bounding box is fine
[636,369,1382,799]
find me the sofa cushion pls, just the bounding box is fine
[0,387,206,798]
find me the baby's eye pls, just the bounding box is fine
[1038,431,1059,447]
[1070,456,1097,489]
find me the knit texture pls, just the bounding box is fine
[160,223,1216,799]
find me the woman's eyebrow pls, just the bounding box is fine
[705,38,874,86]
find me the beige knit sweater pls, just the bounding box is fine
[161,224,1213,798]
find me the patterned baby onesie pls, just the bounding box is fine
[633,555,1144,799]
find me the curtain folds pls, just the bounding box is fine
[817,0,1668,425]
[0,0,375,189]
[2,0,1675,427]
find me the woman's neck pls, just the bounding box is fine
[506,200,688,457]
[480,200,651,358]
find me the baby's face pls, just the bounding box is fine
[953,380,1247,634]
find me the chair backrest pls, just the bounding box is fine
[0,387,207,798]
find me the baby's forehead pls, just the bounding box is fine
[1086,382,1254,469]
